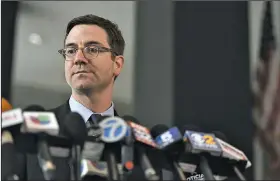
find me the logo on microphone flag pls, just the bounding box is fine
[155,127,182,149]
[30,115,50,125]
[23,112,59,135]
[184,131,222,156]
[99,116,128,142]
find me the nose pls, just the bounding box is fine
[73,49,89,64]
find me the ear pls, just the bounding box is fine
[113,55,124,77]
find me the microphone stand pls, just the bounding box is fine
[69,145,81,180]
[199,155,216,180]
[74,145,82,180]
[69,147,75,180]
[37,133,56,180]
[105,149,121,181]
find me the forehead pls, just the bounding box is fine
[65,24,109,47]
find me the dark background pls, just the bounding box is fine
[174,2,252,178]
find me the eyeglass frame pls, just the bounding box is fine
[58,45,119,60]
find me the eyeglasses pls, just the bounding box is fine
[58,45,118,60]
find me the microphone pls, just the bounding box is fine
[182,125,220,180]
[98,116,128,181]
[1,98,23,130]
[180,126,248,179]
[2,105,28,154]
[1,107,26,150]
[1,131,20,181]
[123,115,160,181]
[61,112,87,181]
[1,103,39,154]
[213,131,249,181]
[22,105,57,180]
[213,131,251,168]
[151,124,187,181]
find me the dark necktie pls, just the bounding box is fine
[86,114,102,128]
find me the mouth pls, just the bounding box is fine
[74,71,90,75]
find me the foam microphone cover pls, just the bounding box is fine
[179,124,201,134]
[213,131,228,142]
[61,112,87,148]
[122,115,140,124]
[150,124,169,139]
[23,105,46,112]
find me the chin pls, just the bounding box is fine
[75,83,94,90]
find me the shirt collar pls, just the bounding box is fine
[69,96,115,122]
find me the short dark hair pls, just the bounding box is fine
[64,14,125,56]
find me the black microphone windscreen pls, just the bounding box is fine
[180,124,201,134]
[213,131,228,142]
[122,115,140,124]
[62,112,87,147]
[23,105,45,111]
[150,124,169,139]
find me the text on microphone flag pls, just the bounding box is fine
[127,121,157,148]
[216,138,247,161]
[1,108,23,128]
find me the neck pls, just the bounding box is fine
[71,84,113,113]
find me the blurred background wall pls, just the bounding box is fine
[2,1,280,180]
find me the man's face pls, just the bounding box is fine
[64,24,123,93]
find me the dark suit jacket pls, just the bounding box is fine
[17,100,149,181]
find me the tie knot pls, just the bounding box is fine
[86,114,102,128]
[94,114,102,121]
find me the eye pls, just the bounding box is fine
[85,46,98,54]
[65,47,77,55]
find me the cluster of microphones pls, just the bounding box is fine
[2,100,251,181]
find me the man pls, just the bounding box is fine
[53,14,124,180]
[20,14,148,180]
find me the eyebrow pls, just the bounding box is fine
[65,41,104,47]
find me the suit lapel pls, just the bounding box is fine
[114,109,119,116]
[49,100,71,126]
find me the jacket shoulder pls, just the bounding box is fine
[47,101,70,124]
[48,103,65,115]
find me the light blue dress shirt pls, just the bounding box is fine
[68,96,114,123]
